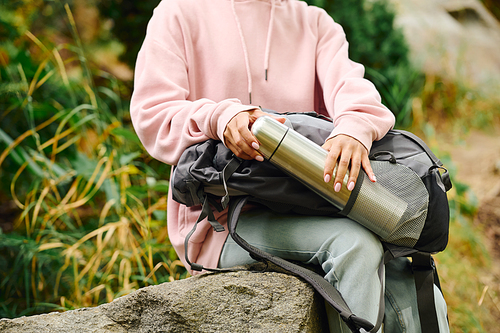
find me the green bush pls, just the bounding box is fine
[97,0,161,70]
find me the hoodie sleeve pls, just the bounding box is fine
[130,2,255,166]
[314,9,395,151]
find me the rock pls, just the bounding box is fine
[494,159,500,175]
[388,0,500,94]
[0,307,124,333]
[0,266,328,333]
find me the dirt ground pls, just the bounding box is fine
[440,125,500,263]
[442,128,500,204]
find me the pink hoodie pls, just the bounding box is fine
[130,0,395,274]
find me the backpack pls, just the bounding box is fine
[171,111,452,333]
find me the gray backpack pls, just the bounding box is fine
[171,112,451,333]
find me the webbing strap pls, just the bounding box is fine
[227,196,381,333]
[412,252,440,333]
[183,157,246,272]
[220,157,242,208]
[184,196,227,272]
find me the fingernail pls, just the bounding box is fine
[324,174,331,183]
[372,175,377,182]
[348,181,355,191]
[255,155,264,162]
[251,142,260,150]
[334,182,341,192]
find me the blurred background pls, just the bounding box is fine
[0,0,499,331]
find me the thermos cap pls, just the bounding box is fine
[252,116,289,159]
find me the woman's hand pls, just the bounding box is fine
[223,109,286,161]
[322,135,376,192]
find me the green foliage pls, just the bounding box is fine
[0,0,76,42]
[97,0,161,69]
[320,0,409,72]
[0,2,184,319]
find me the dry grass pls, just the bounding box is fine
[0,5,185,317]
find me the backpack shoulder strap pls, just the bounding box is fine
[394,130,442,166]
[384,244,444,333]
[411,252,442,333]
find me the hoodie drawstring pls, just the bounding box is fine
[264,0,276,81]
[231,0,276,104]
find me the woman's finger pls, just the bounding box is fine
[322,139,338,184]
[346,148,362,191]
[362,153,377,182]
[333,146,352,192]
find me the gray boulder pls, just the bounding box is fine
[0,267,328,333]
[388,0,500,93]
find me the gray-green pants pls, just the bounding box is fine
[219,208,449,333]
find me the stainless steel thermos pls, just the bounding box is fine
[251,116,408,239]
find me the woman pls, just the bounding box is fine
[130,0,449,331]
